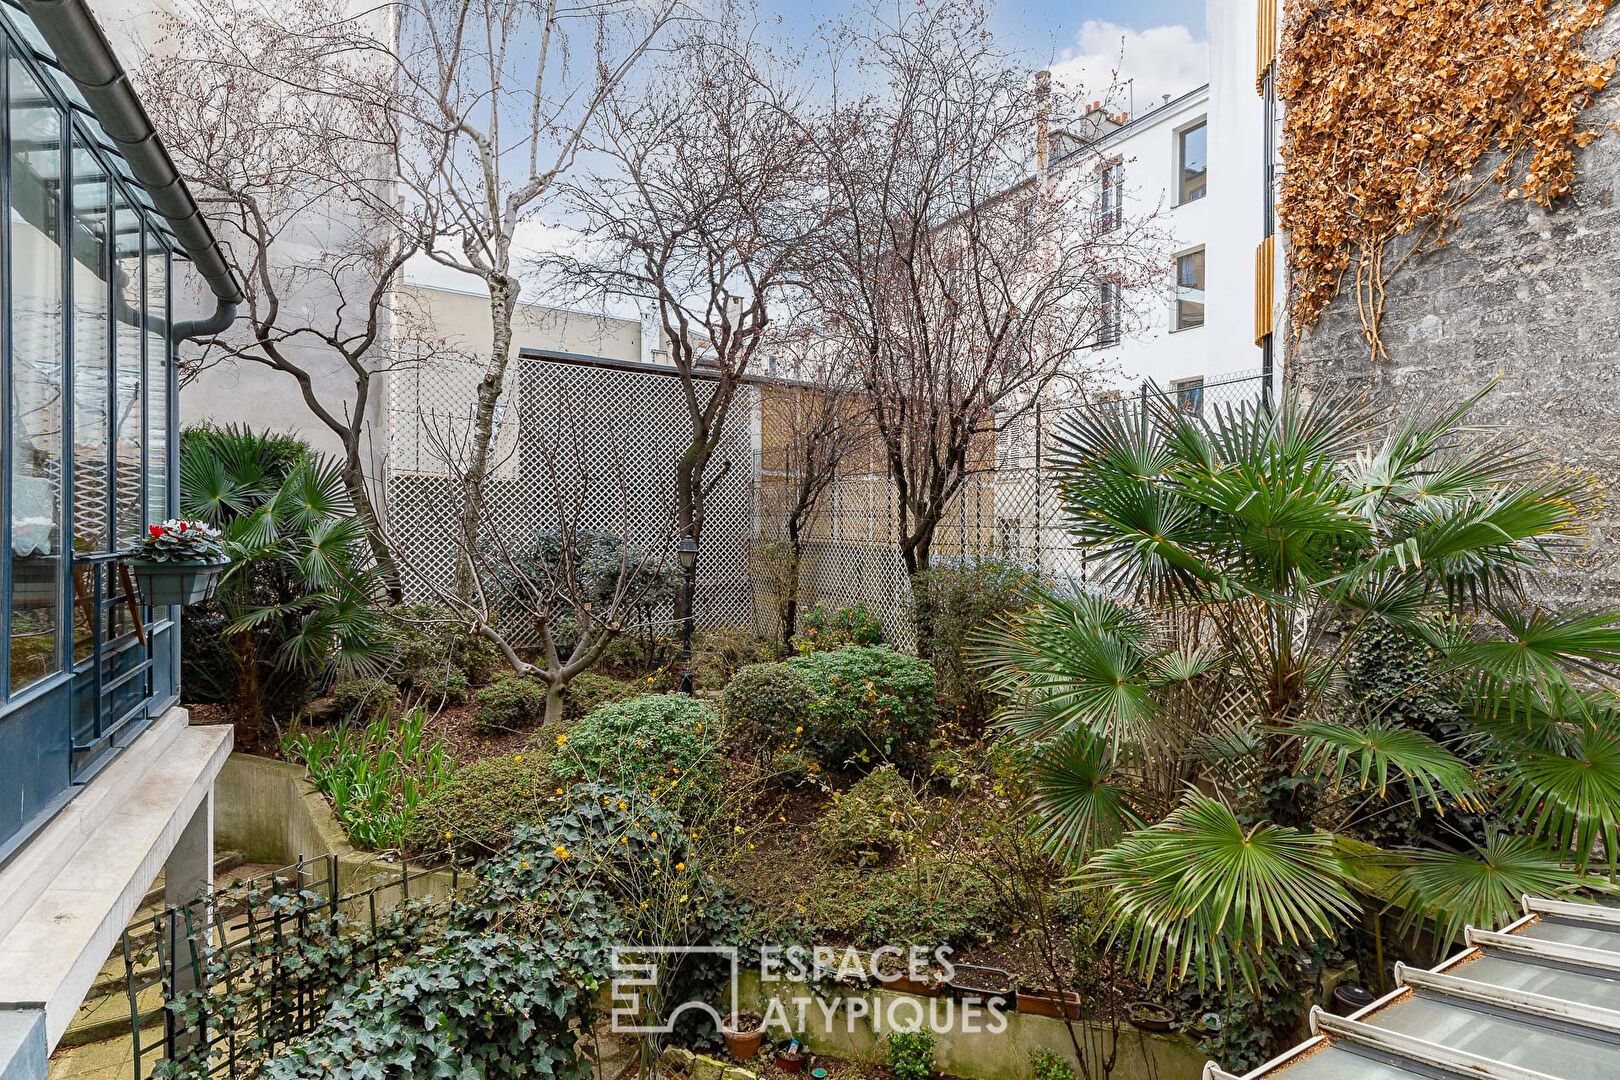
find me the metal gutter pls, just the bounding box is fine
[17,0,243,338]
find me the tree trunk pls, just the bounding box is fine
[457,275,519,600]
[341,458,403,604]
[543,680,565,726]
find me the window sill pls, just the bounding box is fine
[1169,324,1205,334]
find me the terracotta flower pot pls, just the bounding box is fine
[776,1051,806,1073]
[722,1012,765,1060]
[1127,1001,1175,1033]
[1014,986,1082,1020]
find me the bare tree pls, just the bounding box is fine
[139,0,422,600]
[375,0,683,597]
[543,11,828,623]
[757,330,874,649]
[810,0,1165,630]
[390,382,676,725]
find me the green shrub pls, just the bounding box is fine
[473,674,548,733]
[722,662,810,758]
[410,666,470,705]
[814,765,924,865]
[330,678,403,721]
[888,1031,936,1080]
[551,695,721,803]
[286,708,454,849]
[402,750,558,862]
[914,560,1040,731]
[389,603,502,686]
[795,602,884,653]
[789,646,935,768]
[694,626,781,689]
[1029,1050,1075,1080]
[564,672,640,720]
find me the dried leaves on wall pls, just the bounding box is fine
[1278,0,1616,360]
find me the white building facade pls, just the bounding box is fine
[1061,72,1273,411]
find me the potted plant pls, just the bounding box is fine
[721,1011,765,1060]
[1126,1001,1175,1033]
[871,950,941,997]
[941,964,1013,1005]
[1014,984,1083,1020]
[775,1038,806,1073]
[128,519,229,606]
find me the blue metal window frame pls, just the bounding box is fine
[0,0,181,863]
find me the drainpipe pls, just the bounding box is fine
[20,0,243,342]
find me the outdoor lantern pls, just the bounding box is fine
[677,536,698,570]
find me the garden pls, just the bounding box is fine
[161,384,1620,1080]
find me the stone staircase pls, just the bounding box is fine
[56,852,248,1051]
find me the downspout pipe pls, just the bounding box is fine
[19,0,244,342]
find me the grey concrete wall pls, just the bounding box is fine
[1289,15,1620,608]
[734,973,1204,1080]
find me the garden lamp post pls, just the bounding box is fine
[677,536,698,694]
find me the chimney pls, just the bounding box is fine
[1035,69,1051,175]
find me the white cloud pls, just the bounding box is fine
[1050,21,1207,118]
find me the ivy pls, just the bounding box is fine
[1278,0,1615,361]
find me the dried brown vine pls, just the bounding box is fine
[1278,0,1617,361]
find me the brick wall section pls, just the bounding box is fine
[1289,18,1620,607]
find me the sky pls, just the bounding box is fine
[750,0,1209,109]
[405,0,1210,297]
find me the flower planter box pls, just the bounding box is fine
[1127,1002,1175,1033]
[1014,986,1083,1019]
[942,964,1013,1005]
[131,560,225,606]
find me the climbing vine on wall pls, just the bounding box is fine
[1278,0,1616,361]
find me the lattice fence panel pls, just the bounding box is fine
[386,359,1271,652]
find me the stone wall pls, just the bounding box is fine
[1288,15,1620,608]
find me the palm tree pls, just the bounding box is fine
[181,425,389,731]
[976,386,1620,993]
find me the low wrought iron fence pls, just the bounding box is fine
[123,854,460,1080]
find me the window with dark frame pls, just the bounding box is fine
[1178,121,1207,204]
[1175,248,1205,330]
[1099,161,1124,231]
[1096,280,1121,348]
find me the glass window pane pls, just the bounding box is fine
[113,201,143,547]
[1176,249,1205,330]
[71,139,110,661]
[144,242,168,526]
[1179,122,1207,203]
[9,60,67,694]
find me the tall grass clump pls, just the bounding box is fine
[286,708,454,849]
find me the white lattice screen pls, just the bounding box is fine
[385,354,1270,652]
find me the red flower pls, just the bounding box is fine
[177,522,189,531]
[149,525,163,537]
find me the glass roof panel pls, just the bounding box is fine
[1372,994,1618,1080]
[1250,1046,1429,1080]
[1522,919,1620,954]
[1453,952,1620,1011]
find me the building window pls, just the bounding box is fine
[1098,161,1124,231]
[1175,248,1205,330]
[1096,281,1121,348]
[1173,377,1205,416]
[8,58,67,695]
[1178,121,1207,204]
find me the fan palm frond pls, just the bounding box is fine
[1388,835,1583,951]
[1294,718,1476,810]
[1081,794,1358,989]
[1027,726,1142,865]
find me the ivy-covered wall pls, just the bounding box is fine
[1289,12,1620,608]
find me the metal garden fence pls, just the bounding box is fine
[123,855,461,1080]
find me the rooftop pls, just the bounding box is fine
[1212,897,1620,1080]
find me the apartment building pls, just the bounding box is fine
[1065,78,1272,411]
